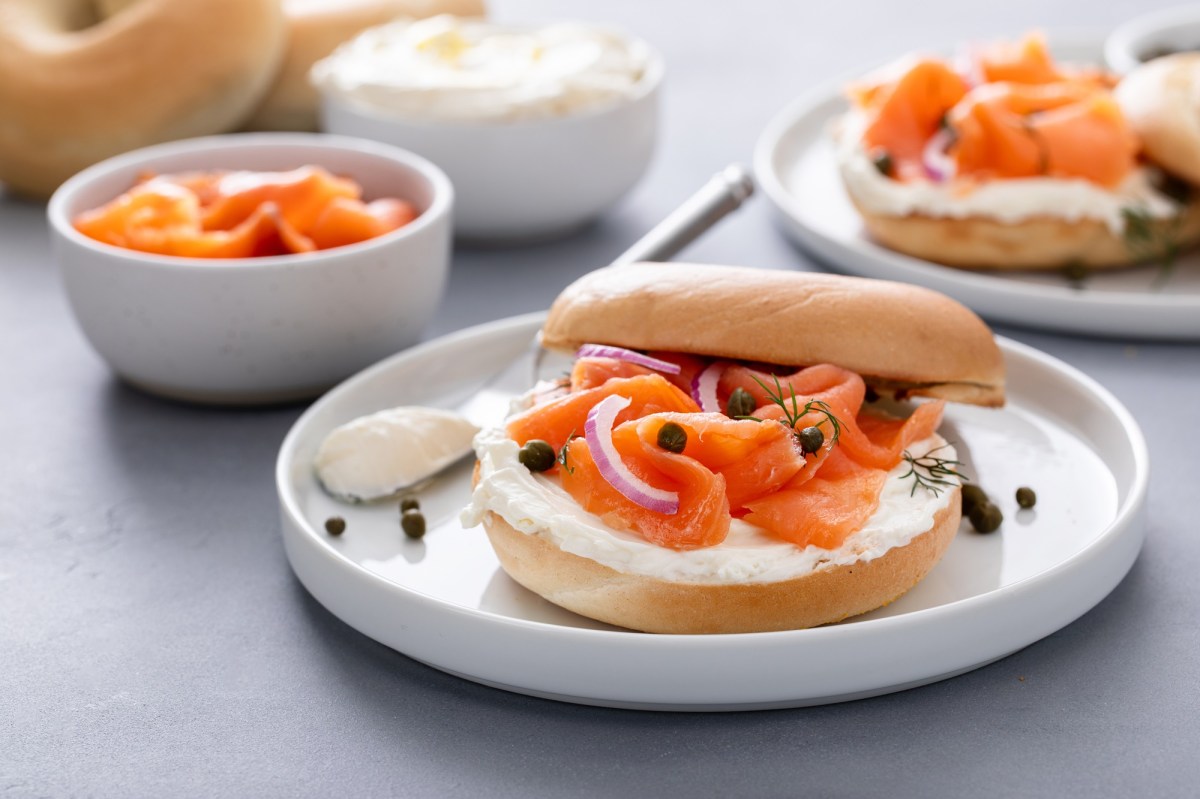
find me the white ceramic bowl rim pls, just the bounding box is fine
[46,132,454,272]
[1104,4,1200,71]
[318,34,666,129]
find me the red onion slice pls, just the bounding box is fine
[584,394,680,515]
[575,344,681,375]
[922,128,957,183]
[690,362,723,413]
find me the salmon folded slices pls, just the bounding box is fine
[505,356,944,552]
[73,166,418,257]
[850,31,1136,187]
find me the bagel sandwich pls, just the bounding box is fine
[461,263,1005,634]
[834,32,1200,270]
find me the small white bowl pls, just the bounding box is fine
[47,133,453,405]
[1105,4,1200,74]
[318,48,662,243]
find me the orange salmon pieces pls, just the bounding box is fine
[559,434,730,550]
[627,413,807,508]
[517,357,948,553]
[743,449,890,550]
[853,58,969,181]
[507,374,700,456]
[569,353,707,395]
[73,166,418,257]
[949,83,1137,186]
[847,32,1135,187]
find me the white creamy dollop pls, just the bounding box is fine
[834,112,1180,232]
[311,15,653,122]
[461,425,956,585]
[315,406,479,502]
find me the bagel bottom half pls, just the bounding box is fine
[479,488,961,635]
[851,195,1200,270]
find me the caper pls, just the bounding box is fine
[798,426,824,454]
[864,386,880,403]
[968,502,1003,533]
[1016,487,1037,509]
[518,439,555,472]
[726,387,756,418]
[401,509,426,539]
[400,497,420,512]
[657,422,688,454]
[961,484,988,516]
[1063,260,1089,286]
[324,516,346,536]
[871,149,894,177]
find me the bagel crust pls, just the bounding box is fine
[850,192,1200,270]
[244,0,487,132]
[0,0,286,198]
[541,263,1005,407]
[481,496,960,634]
[1117,54,1200,188]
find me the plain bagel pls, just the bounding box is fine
[243,0,487,131]
[0,0,286,198]
[541,262,1006,407]
[1117,53,1200,187]
[849,193,1200,270]
[480,495,962,635]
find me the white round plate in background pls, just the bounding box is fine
[754,39,1200,340]
[276,314,1147,711]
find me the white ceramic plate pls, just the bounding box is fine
[754,39,1200,339]
[276,313,1148,711]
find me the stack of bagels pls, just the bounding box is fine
[0,0,484,198]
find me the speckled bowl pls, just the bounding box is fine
[47,133,453,405]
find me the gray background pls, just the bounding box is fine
[4,1,1199,796]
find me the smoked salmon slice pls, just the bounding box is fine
[847,33,1135,187]
[743,449,890,550]
[559,435,730,550]
[570,357,657,392]
[506,374,700,457]
[978,32,1065,85]
[949,83,1137,186]
[73,166,419,257]
[853,58,969,181]
[569,353,708,394]
[624,412,808,508]
[517,355,949,553]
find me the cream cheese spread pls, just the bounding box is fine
[311,15,653,122]
[461,425,957,585]
[315,406,479,502]
[834,111,1180,232]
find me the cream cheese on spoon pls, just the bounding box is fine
[315,406,479,502]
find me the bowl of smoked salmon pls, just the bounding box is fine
[47,132,453,405]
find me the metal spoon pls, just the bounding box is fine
[316,165,756,502]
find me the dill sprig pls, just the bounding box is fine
[900,443,969,497]
[742,374,843,447]
[1121,205,1183,288]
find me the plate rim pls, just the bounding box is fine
[751,36,1200,328]
[275,313,1148,646]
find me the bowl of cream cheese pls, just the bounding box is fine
[312,15,662,242]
